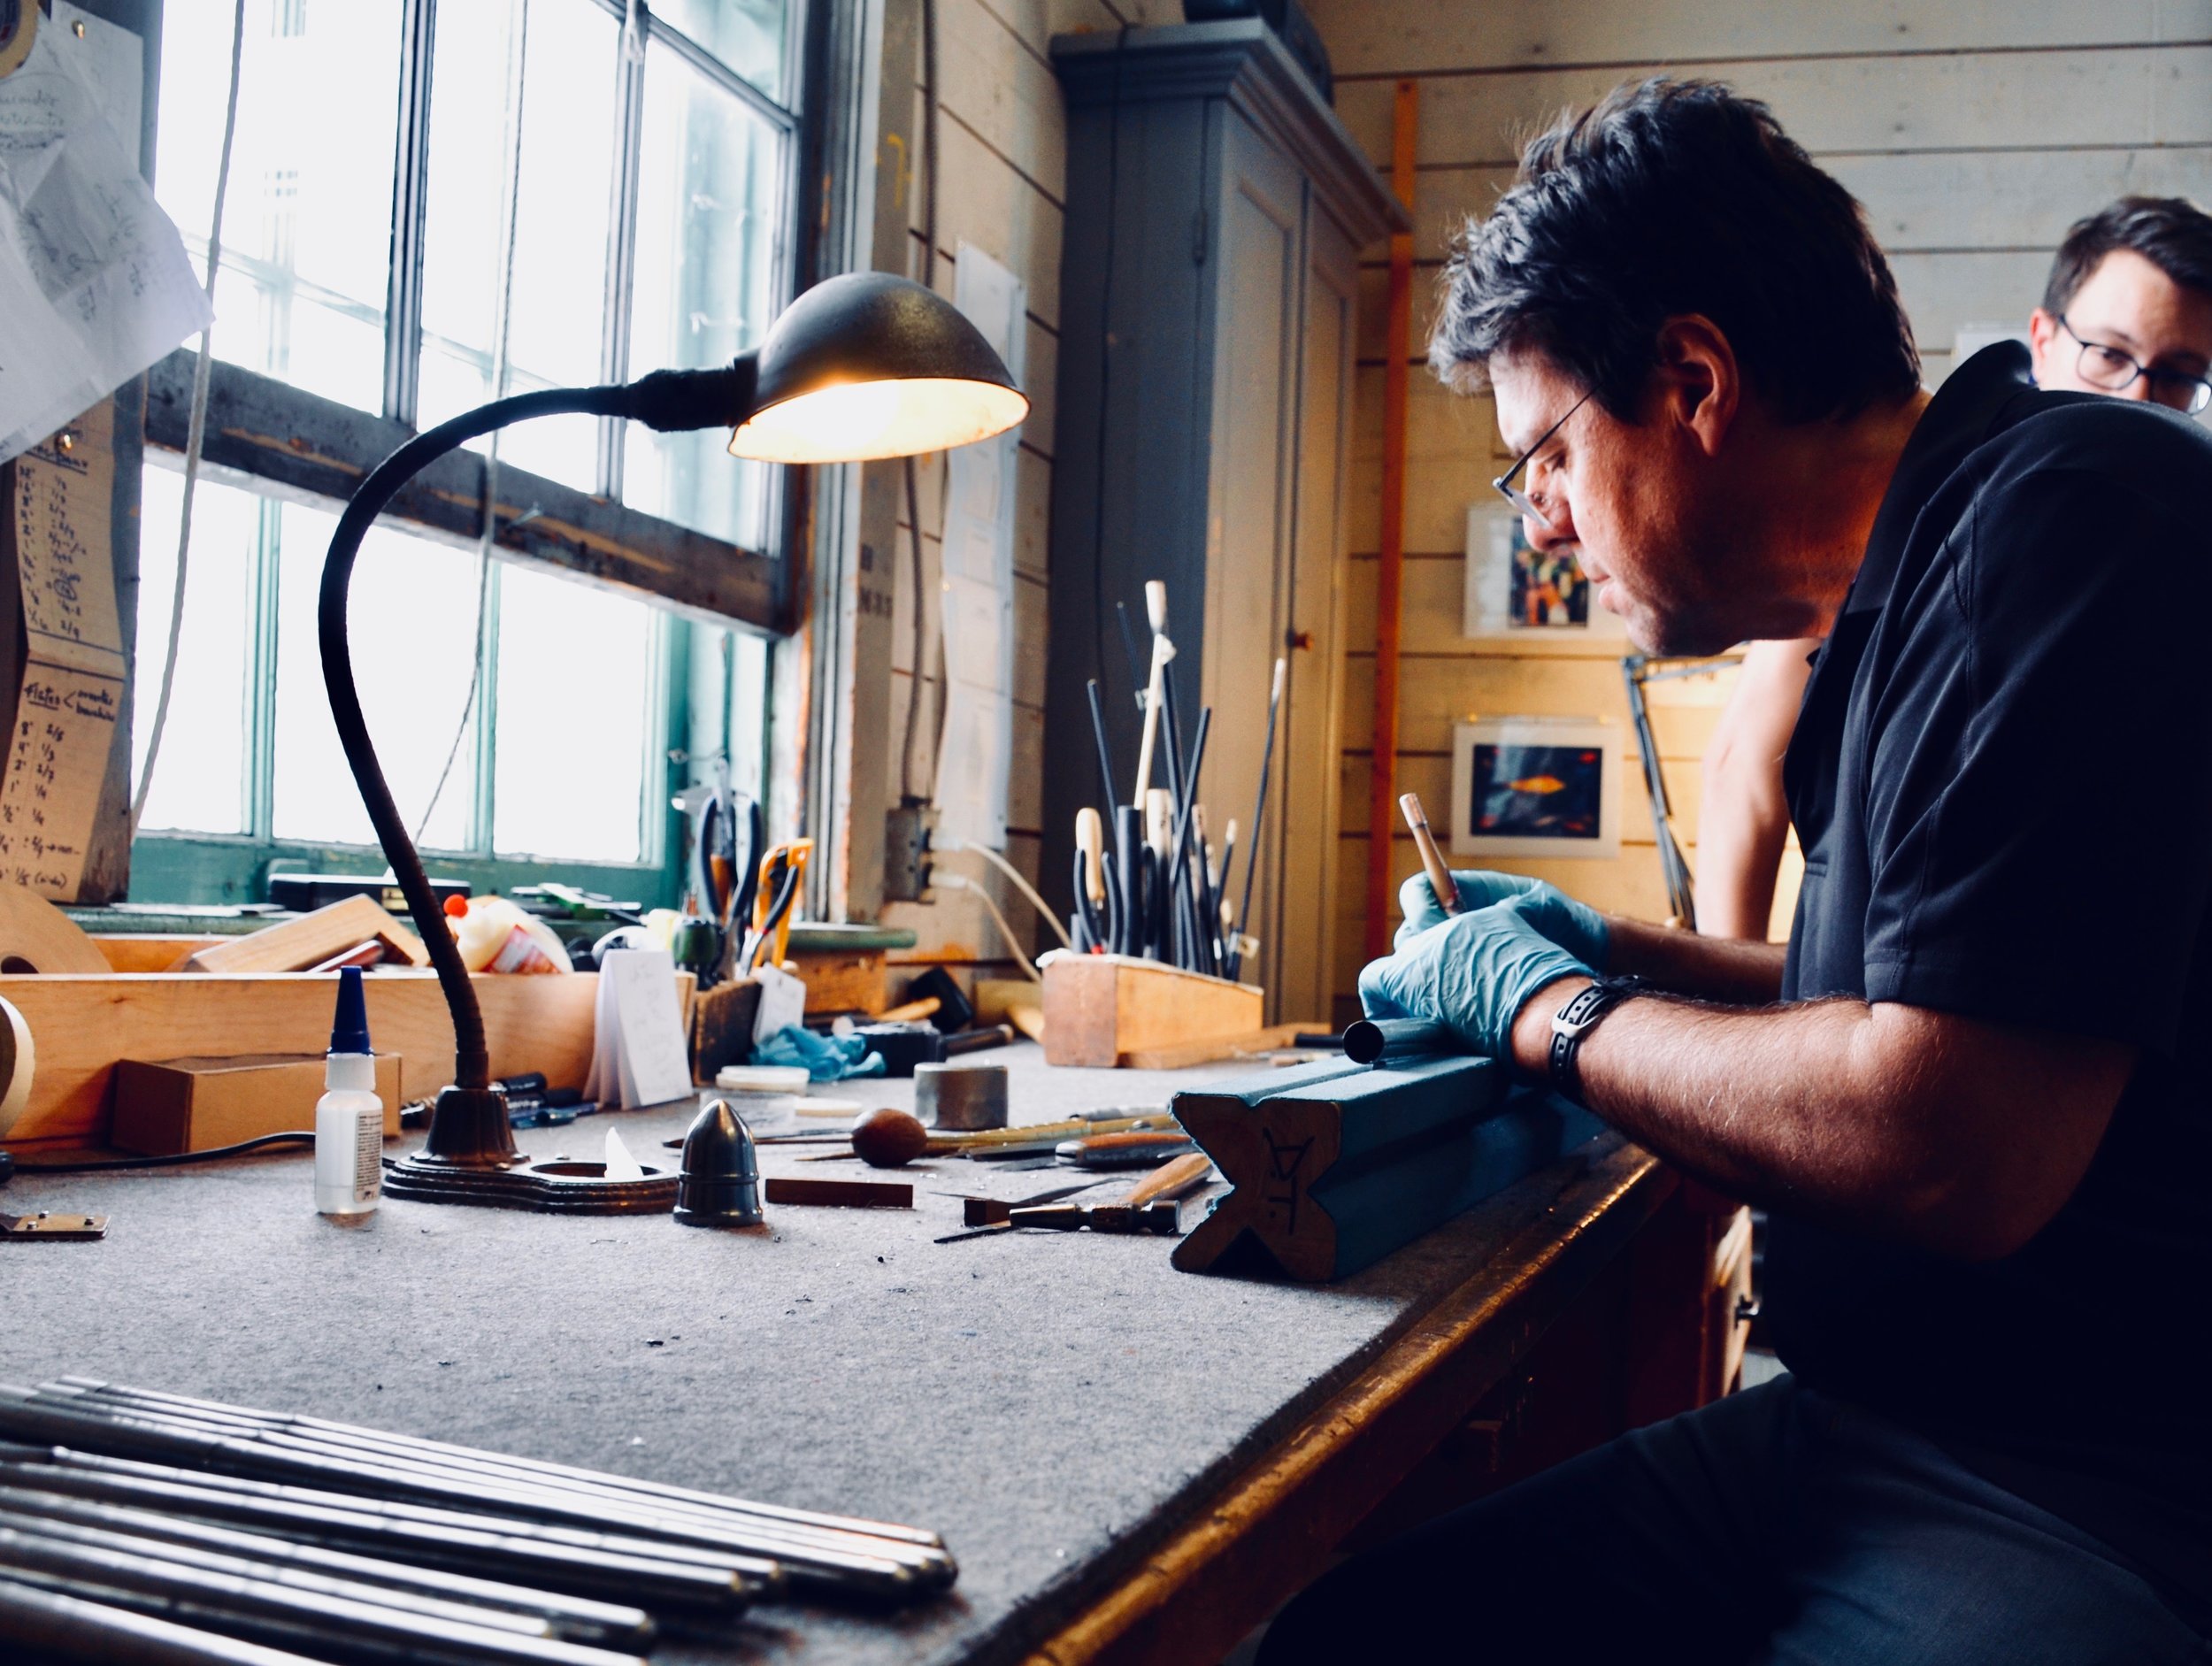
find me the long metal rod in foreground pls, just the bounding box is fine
[48,1378,944,1549]
[0,1449,764,1615]
[3,1386,952,1601]
[0,1483,654,1647]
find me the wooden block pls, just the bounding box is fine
[111,1054,403,1155]
[791,947,886,1016]
[1041,955,1264,1069]
[689,979,764,1084]
[92,935,225,973]
[762,1177,913,1209]
[1170,1056,1603,1282]
[1118,1022,1330,1071]
[0,968,695,1150]
[178,896,429,975]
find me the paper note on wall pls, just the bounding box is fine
[0,2,210,464]
[933,244,1027,848]
[0,399,124,898]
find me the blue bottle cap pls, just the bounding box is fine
[328,965,372,1056]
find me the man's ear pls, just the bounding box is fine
[1651,315,1739,457]
[2026,307,2061,383]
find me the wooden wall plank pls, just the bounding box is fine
[1333,46,2212,170]
[940,0,1071,198]
[1305,0,2212,81]
[1337,652,1729,758]
[933,111,1069,327]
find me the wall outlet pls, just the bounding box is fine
[884,804,937,902]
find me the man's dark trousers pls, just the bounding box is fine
[1255,1375,2208,1664]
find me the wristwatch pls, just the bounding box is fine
[1548,976,1648,1106]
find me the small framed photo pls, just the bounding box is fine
[1463,505,1624,637]
[1449,718,1621,860]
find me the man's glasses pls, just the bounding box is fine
[2059,316,2212,416]
[1492,388,1594,528]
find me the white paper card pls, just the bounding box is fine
[0,4,211,464]
[749,963,806,1046]
[586,949,694,1110]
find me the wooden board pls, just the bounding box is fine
[178,895,429,974]
[1040,956,1265,1069]
[92,934,226,973]
[762,1177,913,1209]
[0,969,695,1149]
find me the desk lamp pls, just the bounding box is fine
[319,273,1027,1209]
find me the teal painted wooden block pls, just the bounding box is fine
[1170,1055,1604,1281]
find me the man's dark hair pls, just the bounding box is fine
[2042,196,2212,314]
[1432,79,1920,425]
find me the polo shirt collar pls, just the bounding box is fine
[1841,340,2038,618]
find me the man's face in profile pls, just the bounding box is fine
[2029,249,2212,411]
[1488,350,1771,658]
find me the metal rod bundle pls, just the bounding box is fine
[0,1378,959,1664]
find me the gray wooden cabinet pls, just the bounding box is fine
[1044,19,1398,1022]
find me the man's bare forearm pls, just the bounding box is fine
[1602,916,1786,1004]
[1508,980,2131,1260]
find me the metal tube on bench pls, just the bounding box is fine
[0,1453,767,1616]
[0,1510,554,1639]
[0,1484,653,1648]
[54,1378,942,1551]
[1341,1018,1463,1064]
[0,1575,325,1666]
[3,1390,943,1599]
[0,1524,647,1666]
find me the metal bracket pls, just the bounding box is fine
[1,1211,108,1240]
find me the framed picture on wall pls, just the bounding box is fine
[1463,505,1627,638]
[1449,718,1622,859]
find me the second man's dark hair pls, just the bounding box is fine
[1432,79,1920,425]
[2043,196,2212,314]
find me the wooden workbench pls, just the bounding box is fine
[0,1044,1714,1664]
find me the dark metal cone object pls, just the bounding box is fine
[675,1100,763,1228]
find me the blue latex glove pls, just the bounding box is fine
[1395,868,1609,968]
[1361,894,1595,1061]
[751,1025,887,1082]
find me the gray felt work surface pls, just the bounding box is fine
[0,1042,1612,1664]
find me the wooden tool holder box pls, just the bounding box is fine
[1170,1054,1605,1282]
[1040,953,1263,1067]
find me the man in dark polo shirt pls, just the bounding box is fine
[1261,80,2212,1662]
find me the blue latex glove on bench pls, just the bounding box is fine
[1361,893,1596,1062]
[1394,869,1609,970]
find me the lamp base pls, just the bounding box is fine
[383,1152,678,1213]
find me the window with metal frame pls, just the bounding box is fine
[130,0,807,907]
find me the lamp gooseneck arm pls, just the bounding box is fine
[319,384,633,1090]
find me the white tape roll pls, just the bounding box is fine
[0,993,35,1140]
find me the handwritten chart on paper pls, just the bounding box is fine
[0,1,208,463]
[0,401,123,898]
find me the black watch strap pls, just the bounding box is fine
[1548,976,1647,1106]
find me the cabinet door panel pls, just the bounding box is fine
[1203,112,1302,994]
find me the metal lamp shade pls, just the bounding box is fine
[728,272,1029,463]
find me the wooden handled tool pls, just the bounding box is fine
[1398,793,1460,917]
[1125,1151,1212,1206]
[1076,809,1106,906]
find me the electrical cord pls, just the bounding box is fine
[133,0,248,832]
[898,0,944,805]
[943,837,1071,952]
[936,872,1039,982]
[416,0,530,844]
[7,1132,315,1174]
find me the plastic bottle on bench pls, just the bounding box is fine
[314,967,384,1217]
[444,894,572,973]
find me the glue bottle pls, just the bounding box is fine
[314,966,383,1217]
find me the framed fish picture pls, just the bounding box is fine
[1449,718,1622,859]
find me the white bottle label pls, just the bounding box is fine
[354,1107,382,1204]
